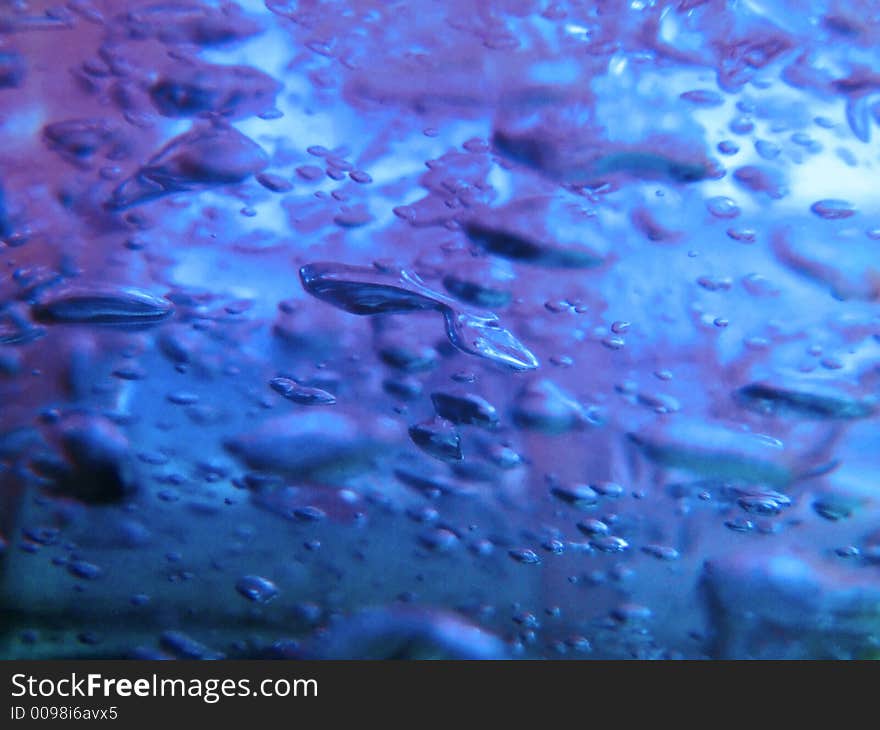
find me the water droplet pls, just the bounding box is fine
[430,391,499,429]
[256,172,293,193]
[442,275,511,309]
[810,199,856,220]
[513,380,585,434]
[724,517,754,532]
[68,560,103,580]
[270,377,337,405]
[705,196,740,219]
[32,287,173,327]
[736,380,874,419]
[408,418,462,462]
[508,548,541,565]
[812,494,857,521]
[577,518,610,536]
[235,575,279,604]
[641,544,680,561]
[680,89,724,106]
[419,528,459,553]
[589,535,629,553]
[293,506,327,522]
[550,483,599,509]
[592,481,624,498]
[464,220,603,269]
[108,123,268,210]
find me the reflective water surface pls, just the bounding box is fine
[1,0,879,659]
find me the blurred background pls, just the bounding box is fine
[1,0,879,659]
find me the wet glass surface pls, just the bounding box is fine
[1,0,879,660]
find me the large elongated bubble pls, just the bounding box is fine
[300,262,538,371]
[108,123,268,210]
[31,287,173,327]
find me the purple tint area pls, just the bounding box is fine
[0,0,879,660]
